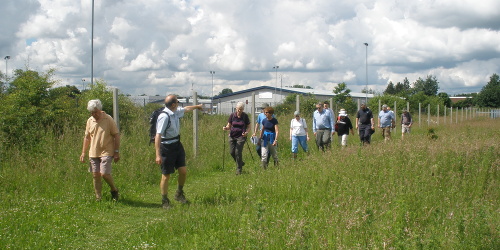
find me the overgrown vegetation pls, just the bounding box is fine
[0,109,498,248]
[0,68,498,248]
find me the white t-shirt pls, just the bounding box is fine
[290,118,307,136]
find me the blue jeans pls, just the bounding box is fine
[291,135,308,153]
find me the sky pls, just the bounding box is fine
[1,0,500,97]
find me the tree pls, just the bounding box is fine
[475,73,500,107]
[394,77,411,97]
[333,82,351,104]
[218,88,233,95]
[290,84,313,89]
[384,81,396,95]
[413,75,439,96]
[0,69,58,145]
[437,92,452,107]
[361,87,376,94]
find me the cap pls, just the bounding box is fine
[261,103,269,109]
[294,111,300,116]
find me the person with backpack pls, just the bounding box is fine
[401,109,413,139]
[222,102,251,175]
[335,109,354,147]
[155,95,202,209]
[289,111,310,159]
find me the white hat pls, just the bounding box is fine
[339,109,347,116]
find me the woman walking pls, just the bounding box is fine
[259,106,279,169]
[336,109,354,146]
[289,111,309,158]
[223,102,250,175]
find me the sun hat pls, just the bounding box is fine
[294,111,300,116]
[339,109,347,116]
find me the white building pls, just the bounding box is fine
[212,86,373,114]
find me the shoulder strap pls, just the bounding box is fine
[161,111,171,137]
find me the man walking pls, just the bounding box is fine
[356,103,374,145]
[378,104,395,142]
[155,95,202,209]
[401,109,413,139]
[313,102,335,151]
[80,99,120,201]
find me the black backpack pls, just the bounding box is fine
[149,107,170,145]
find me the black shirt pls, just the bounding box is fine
[356,108,373,125]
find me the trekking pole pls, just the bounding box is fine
[222,130,226,170]
[245,137,254,161]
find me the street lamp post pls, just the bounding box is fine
[273,66,279,102]
[4,56,10,84]
[91,0,94,87]
[364,43,368,103]
[280,74,283,101]
[210,71,215,114]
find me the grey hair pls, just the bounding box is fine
[382,104,388,108]
[236,101,245,110]
[87,99,102,112]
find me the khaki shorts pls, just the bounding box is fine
[402,124,411,134]
[89,156,113,174]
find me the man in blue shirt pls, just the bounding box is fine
[155,94,202,209]
[378,104,395,142]
[312,102,335,151]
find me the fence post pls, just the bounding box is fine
[444,106,447,125]
[419,103,421,127]
[192,91,198,157]
[394,101,397,134]
[456,107,458,124]
[428,104,431,127]
[252,92,256,135]
[330,97,334,114]
[112,88,120,131]
[437,104,439,125]
[450,107,453,124]
[296,95,300,114]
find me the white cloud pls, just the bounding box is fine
[2,0,499,96]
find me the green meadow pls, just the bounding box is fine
[1,113,498,249]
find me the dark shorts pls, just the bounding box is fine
[160,141,186,175]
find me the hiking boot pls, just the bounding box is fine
[274,159,279,167]
[174,190,188,204]
[261,161,268,170]
[236,169,242,175]
[162,198,171,209]
[111,190,119,201]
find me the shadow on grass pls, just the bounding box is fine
[119,198,162,208]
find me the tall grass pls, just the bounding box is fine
[0,112,498,249]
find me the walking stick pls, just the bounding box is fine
[222,129,226,170]
[245,137,255,161]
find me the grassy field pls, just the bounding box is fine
[0,113,498,249]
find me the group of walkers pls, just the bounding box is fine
[79,96,413,209]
